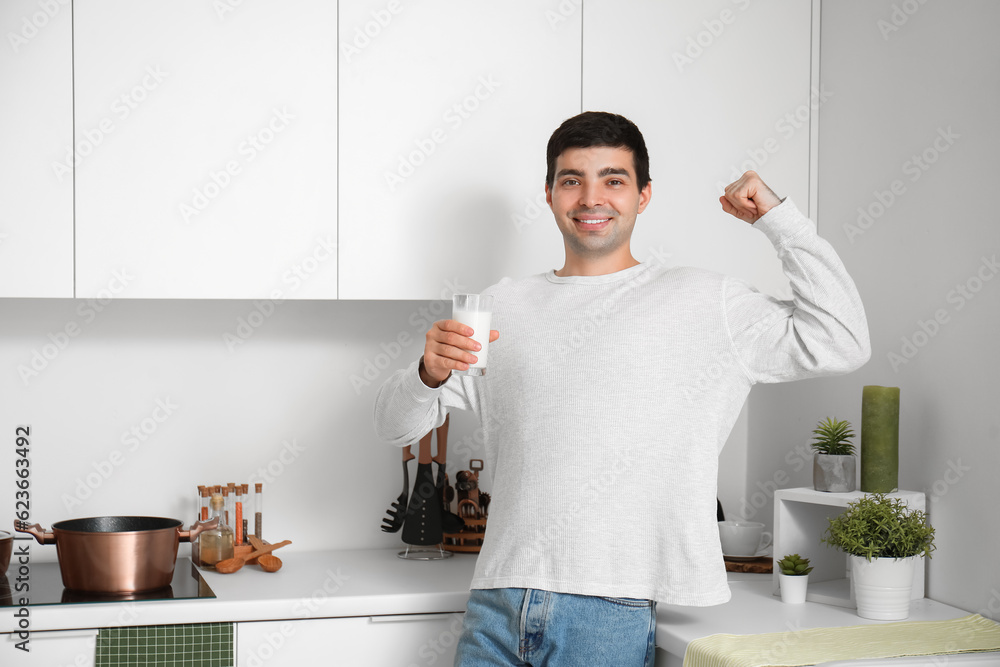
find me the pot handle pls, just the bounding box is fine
[14,520,55,545]
[178,517,219,543]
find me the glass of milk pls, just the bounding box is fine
[451,293,494,376]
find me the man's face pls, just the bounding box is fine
[545,146,651,261]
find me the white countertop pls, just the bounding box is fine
[8,551,995,667]
[2,548,478,634]
[655,576,997,664]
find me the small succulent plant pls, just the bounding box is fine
[811,417,856,456]
[777,553,813,576]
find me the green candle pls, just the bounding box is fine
[861,385,900,492]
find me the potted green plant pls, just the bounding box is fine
[776,553,812,604]
[822,493,935,620]
[811,417,857,492]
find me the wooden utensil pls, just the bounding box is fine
[257,554,282,572]
[249,535,282,572]
[214,539,291,574]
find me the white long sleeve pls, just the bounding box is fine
[373,198,869,605]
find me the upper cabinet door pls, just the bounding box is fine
[74,0,337,299]
[0,0,73,298]
[338,1,582,299]
[583,0,813,299]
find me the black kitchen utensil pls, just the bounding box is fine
[380,445,414,533]
[433,416,465,534]
[402,430,442,546]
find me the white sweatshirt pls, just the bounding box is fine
[374,199,870,606]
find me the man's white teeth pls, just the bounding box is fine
[579,218,610,225]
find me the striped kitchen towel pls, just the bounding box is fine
[683,613,1000,667]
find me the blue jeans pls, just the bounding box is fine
[454,588,656,666]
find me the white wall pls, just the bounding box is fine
[0,298,487,561]
[747,0,1000,616]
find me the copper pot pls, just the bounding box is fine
[15,516,216,594]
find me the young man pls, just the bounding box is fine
[374,112,870,666]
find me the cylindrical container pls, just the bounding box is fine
[778,573,809,604]
[199,487,210,522]
[222,486,231,529]
[851,554,916,620]
[452,293,494,376]
[235,485,244,546]
[241,484,249,546]
[860,385,900,492]
[254,482,263,540]
[16,517,215,593]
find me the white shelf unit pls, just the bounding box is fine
[772,487,926,608]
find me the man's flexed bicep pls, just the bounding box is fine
[724,201,871,384]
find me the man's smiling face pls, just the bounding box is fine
[546,145,651,264]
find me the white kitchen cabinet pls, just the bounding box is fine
[73,0,337,299]
[338,0,581,299]
[2,628,97,666]
[583,0,814,299]
[237,613,464,666]
[0,0,74,298]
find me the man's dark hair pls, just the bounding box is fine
[545,111,651,191]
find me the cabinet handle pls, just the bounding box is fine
[369,612,463,623]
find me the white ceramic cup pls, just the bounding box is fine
[718,520,772,557]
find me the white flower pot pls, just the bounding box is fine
[850,554,918,620]
[778,573,808,604]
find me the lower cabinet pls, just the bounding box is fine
[1,629,97,666]
[237,613,464,667]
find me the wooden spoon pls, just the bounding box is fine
[257,554,282,572]
[249,535,283,573]
[214,539,291,574]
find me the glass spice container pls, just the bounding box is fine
[196,493,234,569]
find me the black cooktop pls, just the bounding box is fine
[1,554,215,606]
